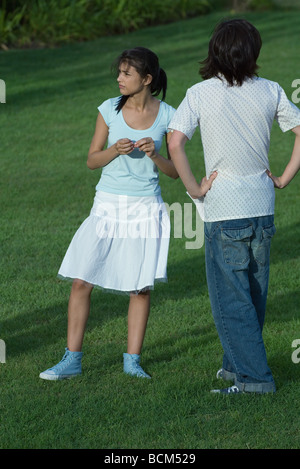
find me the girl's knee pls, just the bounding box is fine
[129,290,150,304]
[72,279,93,293]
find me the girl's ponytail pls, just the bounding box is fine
[151,67,167,101]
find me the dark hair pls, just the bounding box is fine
[199,19,262,86]
[113,47,167,112]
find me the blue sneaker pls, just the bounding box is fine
[211,385,243,394]
[123,353,151,379]
[39,348,83,380]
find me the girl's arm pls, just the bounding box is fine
[267,125,300,188]
[134,132,179,179]
[87,113,134,170]
[168,130,217,198]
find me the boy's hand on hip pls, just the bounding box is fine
[196,171,218,197]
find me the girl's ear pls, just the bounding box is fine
[143,74,153,86]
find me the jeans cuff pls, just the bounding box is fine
[235,379,276,394]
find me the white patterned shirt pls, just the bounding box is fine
[169,76,300,222]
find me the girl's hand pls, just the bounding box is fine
[115,138,134,155]
[134,138,157,159]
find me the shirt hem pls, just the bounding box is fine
[203,211,275,223]
[96,186,161,197]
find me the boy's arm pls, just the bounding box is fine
[168,130,217,198]
[267,125,300,188]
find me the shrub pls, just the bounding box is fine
[0,0,212,48]
[0,0,297,48]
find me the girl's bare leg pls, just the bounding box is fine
[127,290,150,355]
[67,279,93,352]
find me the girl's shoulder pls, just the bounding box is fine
[160,100,176,112]
[97,97,121,125]
[159,100,176,122]
[98,96,120,112]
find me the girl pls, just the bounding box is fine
[40,47,178,380]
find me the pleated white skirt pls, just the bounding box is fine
[58,191,171,294]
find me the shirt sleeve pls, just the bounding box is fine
[97,98,114,126]
[165,104,176,131]
[275,85,300,132]
[168,88,199,140]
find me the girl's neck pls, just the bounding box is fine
[121,92,160,130]
[125,90,155,112]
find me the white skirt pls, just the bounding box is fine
[58,191,170,294]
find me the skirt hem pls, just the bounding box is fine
[57,273,168,296]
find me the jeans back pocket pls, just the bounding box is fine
[221,225,253,266]
[253,224,276,266]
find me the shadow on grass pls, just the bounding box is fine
[5,10,299,111]
[1,248,210,359]
[267,289,300,323]
[270,221,300,265]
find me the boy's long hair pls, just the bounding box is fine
[200,19,262,86]
[113,47,167,113]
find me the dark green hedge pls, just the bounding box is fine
[0,0,213,47]
[0,0,293,48]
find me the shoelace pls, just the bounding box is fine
[48,352,71,372]
[127,361,149,377]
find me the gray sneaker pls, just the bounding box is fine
[216,368,236,381]
[211,385,243,394]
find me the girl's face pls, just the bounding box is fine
[117,61,151,96]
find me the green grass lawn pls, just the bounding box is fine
[0,9,300,449]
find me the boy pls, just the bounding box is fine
[169,19,300,393]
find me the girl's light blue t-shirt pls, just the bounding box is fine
[95,97,176,196]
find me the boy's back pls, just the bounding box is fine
[172,75,300,220]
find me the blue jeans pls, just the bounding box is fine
[204,216,276,393]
